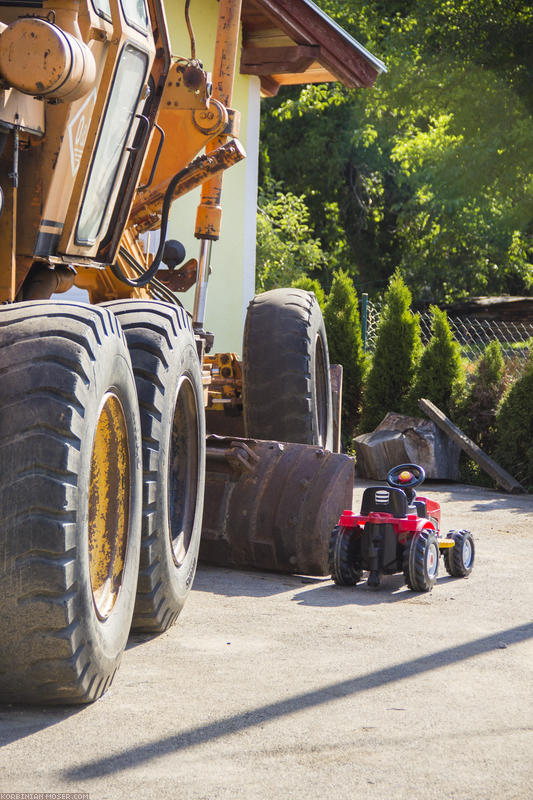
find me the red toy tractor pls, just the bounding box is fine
[329,463,475,592]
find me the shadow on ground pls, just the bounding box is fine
[0,705,83,747]
[61,622,533,782]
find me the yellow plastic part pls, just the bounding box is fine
[438,539,456,549]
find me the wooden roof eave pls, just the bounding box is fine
[240,0,386,96]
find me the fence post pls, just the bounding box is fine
[361,292,368,352]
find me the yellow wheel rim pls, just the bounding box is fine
[88,392,130,620]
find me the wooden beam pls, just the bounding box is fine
[418,398,525,494]
[241,44,320,75]
[272,65,335,85]
[247,0,382,88]
[259,75,280,96]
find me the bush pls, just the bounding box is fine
[493,357,533,489]
[360,271,422,432]
[323,270,367,443]
[409,306,465,418]
[457,341,505,487]
[457,340,504,449]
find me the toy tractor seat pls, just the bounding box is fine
[360,486,410,518]
[413,499,428,519]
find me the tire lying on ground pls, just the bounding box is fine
[0,301,142,704]
[243,288,333,449]
[104,300,205,633]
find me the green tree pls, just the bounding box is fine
[494,356,533,489]
[457,340,505,486]
[255,182,326,291]
[360,271,422,431]
[259,0,533,303]
[457,340,505,449]
[409,306,465,417]
[323,271,367,442]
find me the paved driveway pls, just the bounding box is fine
[1,482,532,799]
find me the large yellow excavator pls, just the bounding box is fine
[0,0,383,704]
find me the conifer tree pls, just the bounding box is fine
[323,270,367,442]
[457,340,504,449]
[409,306,465,417]
[360,271,422,432]
[494,355,533,489]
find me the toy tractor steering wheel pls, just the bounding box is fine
[387,463,425,490]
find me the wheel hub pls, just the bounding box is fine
[426,542,438,578]
[462,537,473,568]
[88,392,130,620]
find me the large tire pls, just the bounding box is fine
[0,301,142,704]
[243,289,333,449]
[329,526,362,586]
[443,530,475,577]
[403,529,439,592]
[104,300,205,633]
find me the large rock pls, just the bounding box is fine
[353,411,460,480]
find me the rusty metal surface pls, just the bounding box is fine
[194,0,243,241]
[132,139,245,234]
[156,257,198,292]
[88,392,130,620]
[200,436,354,575]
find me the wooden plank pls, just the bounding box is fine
[272,65,335,85]
[329,363,343,454]
[259,75,280,96]
[418,398,525,494]
[241,44,319,74]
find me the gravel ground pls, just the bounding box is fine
[0,481,532,800]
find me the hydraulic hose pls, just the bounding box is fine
[109,160,198,288]
[114,247,183,307]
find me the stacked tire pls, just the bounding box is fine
[0,299,205,704]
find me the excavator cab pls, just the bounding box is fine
[0,0,170,303]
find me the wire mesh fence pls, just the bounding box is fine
[364,301,533,378]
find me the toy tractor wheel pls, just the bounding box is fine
[444,530,475,577]
[329,526,362,586]
[243,288,333,449]
[104,301,205,633]
[403,529,439,592]
[0,302,143,703]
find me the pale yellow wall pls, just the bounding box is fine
[163,0,260,355]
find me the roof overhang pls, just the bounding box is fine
[241,0,386,96]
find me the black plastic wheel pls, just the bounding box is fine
[104,300,205,634]
[328,526,362,586]
[403,529,440,592]
[0,301,143,704]
[243,288,333,449]
[443,530,475,577]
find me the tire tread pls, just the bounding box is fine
[0,301,139,704]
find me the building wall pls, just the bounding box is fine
[164,1,260,355]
